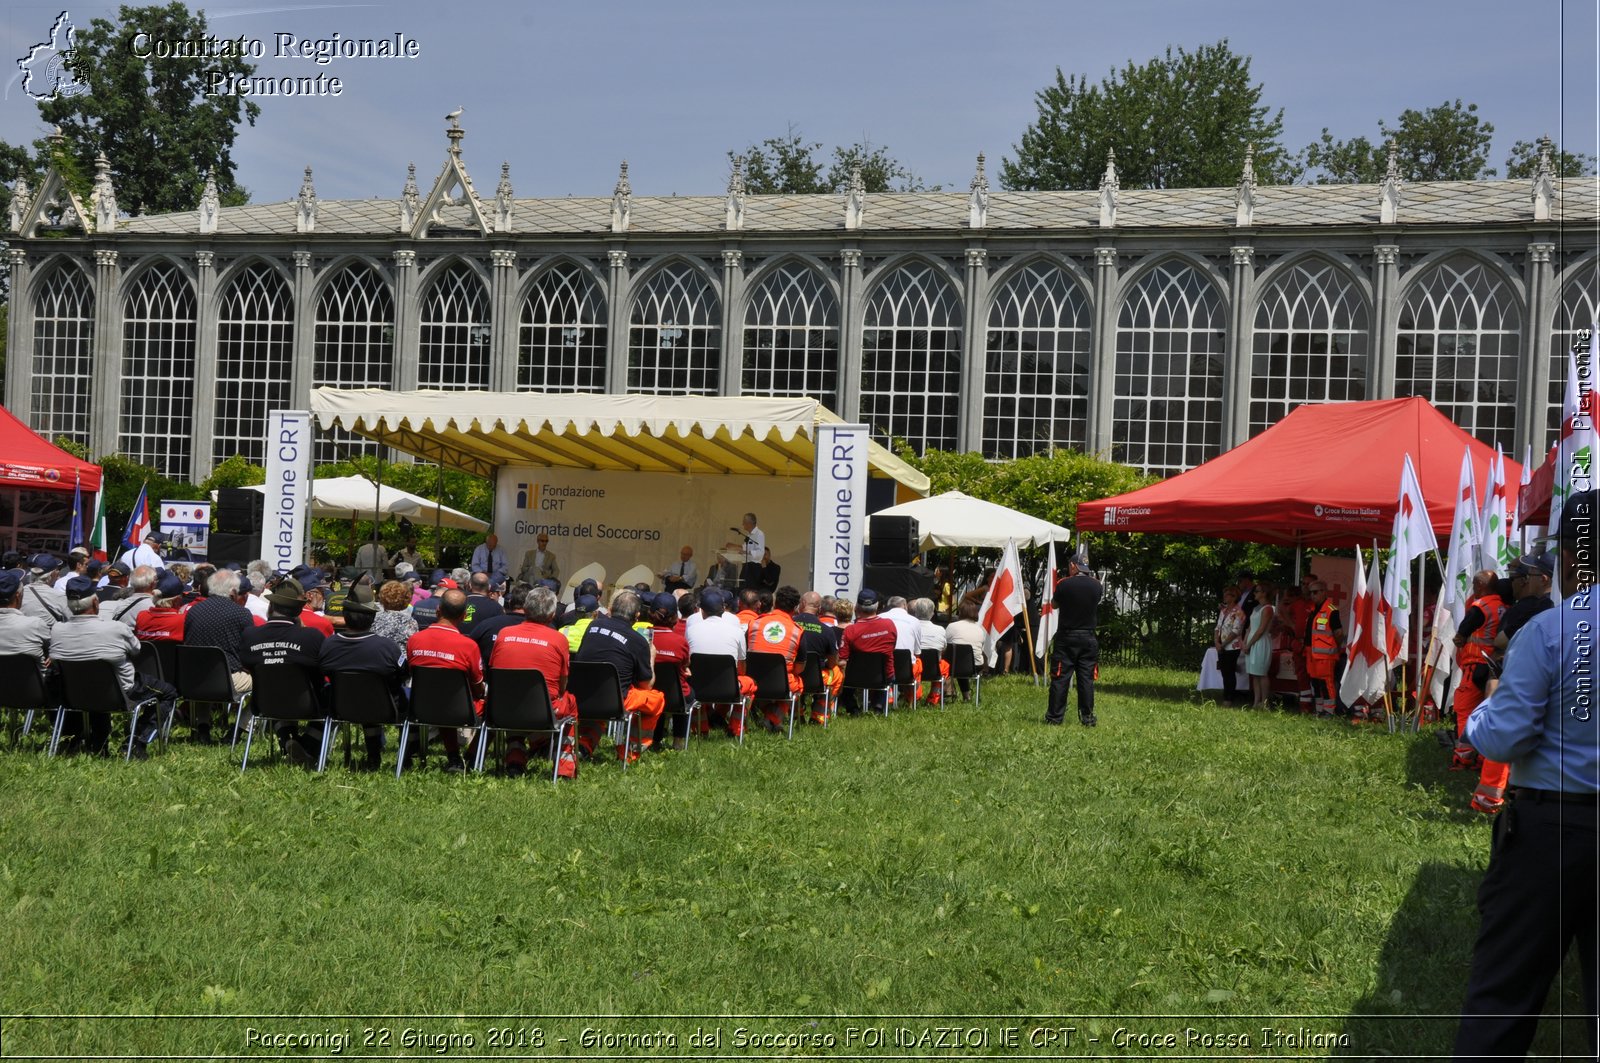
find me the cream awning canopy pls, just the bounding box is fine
[308,389,930,494]
[866,490,1070,550]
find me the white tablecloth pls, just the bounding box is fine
[1196,646,1250,691]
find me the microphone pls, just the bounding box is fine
[729,527,754,544]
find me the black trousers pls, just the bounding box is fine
[1218,649,1241,701]
[1453,792,1598,1060]
[1046,633,1098,723]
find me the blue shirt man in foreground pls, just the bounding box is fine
[1454,489,1598,1060]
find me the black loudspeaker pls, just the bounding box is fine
[210,531,261,565]
[861,564,935,603]
[216,488,264,535]
[869,515,919,565]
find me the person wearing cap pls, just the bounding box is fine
[0,569,50,673]
[1046,556,1104,727]
[290,567,336,637]
[556,578,601,629]
[20,555,69,629]
[318,581,406,771]
[184,569,256,701]
[48,574,172,758]
[487,585,577,777]
[1496,553,1556,651]
[643,592,692,747]
[560,594,600,652]
[839,588,898,716]
[241,577,330,766]
[469,533,510,590]
[119,532,165,571]
[573,589,663,761]
[519,534,560,587]
[405,589,485,772]
[682,587,756,736]
[96,559,129,600]
[1453,490,1599,1060]
[135,570,190,644]
[1451,570,1507,774]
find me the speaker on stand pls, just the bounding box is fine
[868,515,919,566]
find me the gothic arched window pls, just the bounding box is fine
[1249,261,1369,435]
[214,263,293,466]
[30,263,94,451]
[1112,261,1226,475]
[860,262,962,453]
[1396,256,1521,451]
[983,262,1091,457]
[742,262,839,406]
[120,262,197,478]
[519,263,607,392]
[419,262,491,390]
[628,263,721,395]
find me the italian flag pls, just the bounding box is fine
[89,490,108,561]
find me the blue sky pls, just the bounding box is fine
[3,0,1596,202]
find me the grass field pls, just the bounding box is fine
[0,666,1590,1060]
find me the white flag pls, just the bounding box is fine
[1440,447,1479,628]
[978,538,1026,668]
[1340,546,1389,707]
[1477,445,1510,575]
[1034,543,1059,659]
[1553,344,1597,532]
[1380,454,1436,664]
[1518,443,1542,552]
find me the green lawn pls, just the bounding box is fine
[0,667,1589,1059]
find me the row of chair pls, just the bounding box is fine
[1,640,984,779]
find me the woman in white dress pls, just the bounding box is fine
[1242,580,1276,708]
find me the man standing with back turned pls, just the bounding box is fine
[1453,490,1598,1061]
[1045,557,1103,727]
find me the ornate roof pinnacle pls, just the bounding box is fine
[1380,140,1402,224]
[1235,143,1256,227]
[445,106,465,156]
[1098,148,1118,228]
[968,152,989,229]
[1532,134,1555,222]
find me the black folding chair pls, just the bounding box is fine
[798,651,834,726]
[652,660,692,748]
[399,667,484,778]
[687,652,749,745]
[480,667,569,781]
[945,642,982,708]
[919,647,948,709]
[746,651,799,739]
[0,653,56,747]
[53,658,159,762]
[174,644,249,747]
[893,648,916,710]
[840,652,893,717]
[568,660,636,769]
[328,670,403,772]
[240,662,329,772]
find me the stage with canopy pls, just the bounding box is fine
[308,390,928,591]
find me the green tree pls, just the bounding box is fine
[39,2,260,215]
[1504,138,1597,179]
[1304,99,1495,183]
[734,127,928,193]
[1000,40,1297,191]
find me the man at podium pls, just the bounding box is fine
[723,512,765,591]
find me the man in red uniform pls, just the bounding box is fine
[1304,581,1342,718]
[405,589,484,772]
[839,588,897,716]
[1451,569,1506,776]
[487,585,577,778]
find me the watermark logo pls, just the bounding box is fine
[17,11,87,101]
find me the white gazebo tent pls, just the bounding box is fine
[239,475,488,532]
[864,490,1069,550]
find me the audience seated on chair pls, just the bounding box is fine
[405,588,485,773]
[487,585,578,778]
[240,577,328,766]
[319,582,407,771]
[572,589,663,761]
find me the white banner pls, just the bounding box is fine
[810,423,869,603]
[159,500,211,559]
[495,466,813,595]
[262,410,313,572]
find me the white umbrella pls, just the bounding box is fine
[865,490,1069,550]
[237,475,488,532]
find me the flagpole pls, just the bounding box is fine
[1021,581,1039,685]
[1411,552,1424,733]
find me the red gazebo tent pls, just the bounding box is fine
[0,404,101,493]
[1076,398,1519,548]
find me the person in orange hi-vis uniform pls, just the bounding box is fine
[748,585,808,731]
[1451,570,1506,775]
[1304,581,1343,718]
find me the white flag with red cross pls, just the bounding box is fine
[979,538,1025,668]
